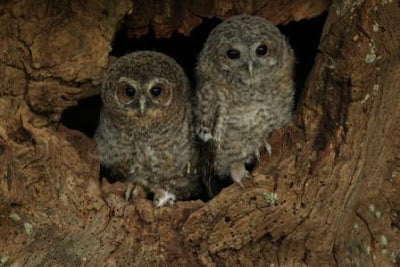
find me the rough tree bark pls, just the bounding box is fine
[0,0,399,266]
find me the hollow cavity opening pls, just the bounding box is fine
[61,15,326,138]
[60,14,327,199]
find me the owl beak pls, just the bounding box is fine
[139,96,147,114]
[248,61,254,81]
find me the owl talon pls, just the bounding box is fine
[231,162,251,187]
[125,183,142,201]
[198,131,213,142]
[155,190,176,208]
[255,149,261,161]
[125,183,134,201]
[265,142,272,156]
[232,171,251,187]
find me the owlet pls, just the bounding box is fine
[195,15,295,192]
[95,51,201,207]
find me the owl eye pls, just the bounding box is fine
[256,44,268,56]
[226,49,240,60]
[150,86,162,97]
[124,85,136,97]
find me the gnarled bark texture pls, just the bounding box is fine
[1,0,399,266]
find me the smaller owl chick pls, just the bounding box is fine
[95,51,200,207]
[195,15,295,190]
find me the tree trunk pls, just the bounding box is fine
[1,0,399,266]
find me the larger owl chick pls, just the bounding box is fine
[95,51,201,207]
[195,15,295,188]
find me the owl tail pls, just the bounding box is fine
[199,140,218,198]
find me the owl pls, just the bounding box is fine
[195,15,295,193]
[95,51,201,207]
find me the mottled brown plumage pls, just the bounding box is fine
[95,51,200,206]
[195,15,295,192]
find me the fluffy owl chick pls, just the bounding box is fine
[95,51,200,207]
[195,15,294,188]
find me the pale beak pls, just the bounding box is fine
[139,96,146,114]
[248,61,254,84]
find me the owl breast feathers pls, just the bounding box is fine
[194,15,295,189]
[95,51,201,206]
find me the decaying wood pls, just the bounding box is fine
[1,0,399,266]
[125,0,331,37]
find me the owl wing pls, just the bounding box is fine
[194,81,219,142]
[195,81,220,198]
[198,139,217,198]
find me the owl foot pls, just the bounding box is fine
[125,183,134,201]
[265,142,272,156]
[197,131,213,142]
[124,183,143,201]
[255,149,261,161]
[154,190,176,208]
[230,162,251,187]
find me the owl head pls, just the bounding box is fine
[198,15,293,87]
[101,51,190,126]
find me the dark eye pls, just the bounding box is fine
[150,87,162,97]
[256,44,268,56]
[124,85,136,97]
[226,49,240,60]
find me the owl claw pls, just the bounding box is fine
[233,171,251,187]
[125,183,142,201]
[255,149,261,161]
[125,183,134,201]
[231,162,251,187]
[265,142,272,156]
[197,130,213,142]
[155,190,176,208]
